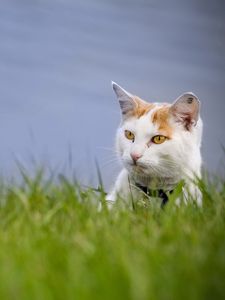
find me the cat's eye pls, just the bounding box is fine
[125,130,135,141]
[152,135,167,144]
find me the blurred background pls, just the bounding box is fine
[0,0,225,189]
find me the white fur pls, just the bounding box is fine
[107,83,203,207]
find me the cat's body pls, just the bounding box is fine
[106,82,203,207]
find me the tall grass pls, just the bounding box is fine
[0,168,224,300]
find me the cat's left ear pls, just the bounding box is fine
[170,92,200,131]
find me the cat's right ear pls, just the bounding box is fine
[170,92,200,131]
[112,82,136,119]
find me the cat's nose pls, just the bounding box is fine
[130,152,142,163]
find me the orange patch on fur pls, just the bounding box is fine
[133,96,155,118]
[151,105,173,138]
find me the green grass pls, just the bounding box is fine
[0,169,224,300]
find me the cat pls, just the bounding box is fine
[106,82,203,207]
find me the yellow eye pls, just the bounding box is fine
[152,135,167,144]
[125,130,135,141]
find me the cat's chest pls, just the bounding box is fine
[130,171,179,191]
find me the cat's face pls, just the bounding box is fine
[112,82,202,183]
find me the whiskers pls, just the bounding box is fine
[140,156,179,179]
[97,146,120,169]
[159,157,179,173]
[101,157,119,168]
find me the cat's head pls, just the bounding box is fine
[112,82,202,184]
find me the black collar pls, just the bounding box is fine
[135,183,173,208]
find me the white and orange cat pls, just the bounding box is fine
[106,82,203,207]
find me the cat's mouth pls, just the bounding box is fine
[127,161,148,172]
[133,164,146,172]
[127,160,172,178]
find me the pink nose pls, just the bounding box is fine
[130,153,142,162]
